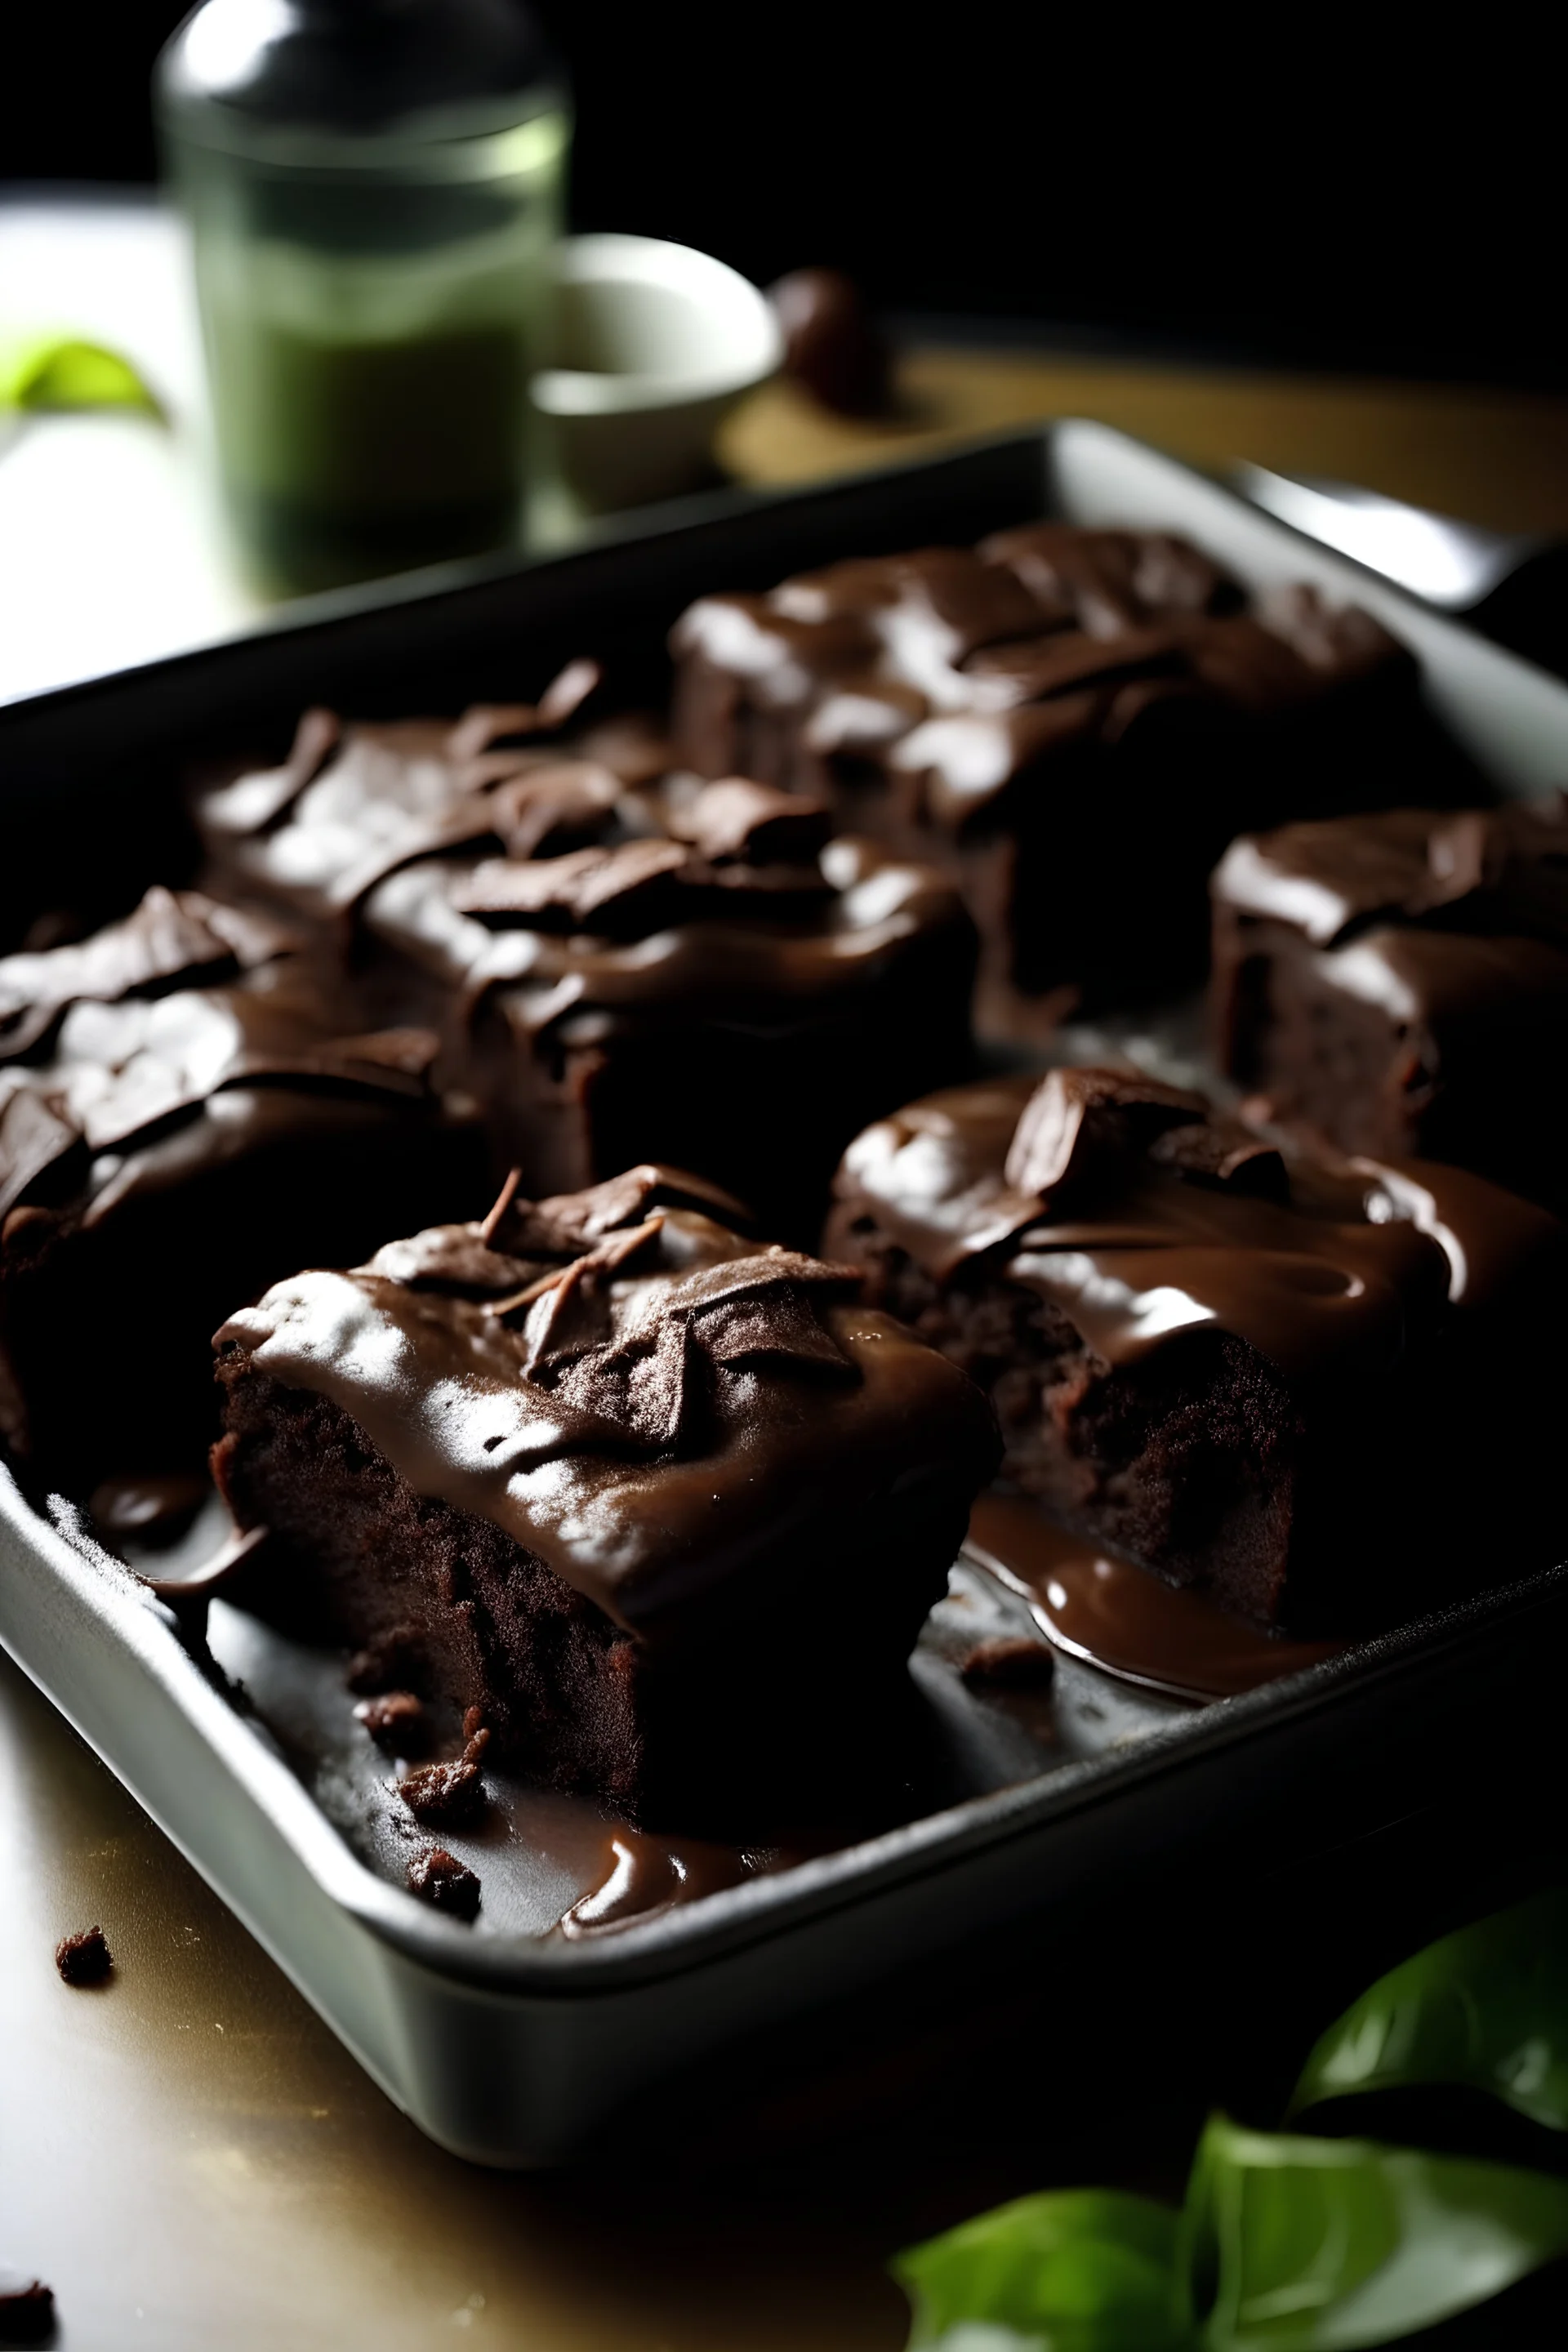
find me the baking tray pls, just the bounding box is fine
[4,420,1568,2167]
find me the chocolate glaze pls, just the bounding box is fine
[0,951,442,1226]
[830,1067,1550,1389]
[1212,799,1568,1209]
[965,1493,1339,1699]
[216,1165,1000,1639]
[0,885,295,1062]
[558,1828,773,1936]
[1213,798,1568,950]
[670,536,1406,839]
[364,829,965,1037]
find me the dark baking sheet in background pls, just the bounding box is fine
[4,421,1568,2164]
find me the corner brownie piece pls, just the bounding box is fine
[212,1165,1000,1824]
[1211,800,1568,1209]
[0,888,477,1486]
[670,529,1421,1026]
[826,1066,1561,1633]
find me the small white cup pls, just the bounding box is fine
[532,234,782,516]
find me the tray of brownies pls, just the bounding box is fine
[2,419,1567,2164]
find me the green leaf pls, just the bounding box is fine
[1290,1889,1568,2132]
[893,2186,1191,2350]
[1186,2112,1568,2349]
[0,336,164,418]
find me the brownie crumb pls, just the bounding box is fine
[407,1846,482,1920]
[396,1757,485,1828]
[461,1704,487,1742]
[960,1636,1056,1690]
[345,1625,426,1696]
[53,1926,113,1986]
[353,1690,427,1753]
[0,2265,56,2341]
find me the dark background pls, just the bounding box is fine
[2,1,1556,389]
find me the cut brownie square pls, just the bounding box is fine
[359,776,977,1234]
[0,889,480,1486]
[212,1165,1000,1824]
[1211,800,1568,1209]
[670,528,1423,1026]
[827,1066,1562,1634]
[196,697,977,1234]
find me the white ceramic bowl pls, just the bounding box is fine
[532,234,782,514]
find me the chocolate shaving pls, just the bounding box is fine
[1004,1067,1207,1199]
[452,839,692,935]
[0,885,295,1062]
[366,1222,541,1299]
[670,777,833,866]
[483,761,625,859]
[536,656,604,730]
[491,1163,751,1258]
[1147,1119,1289,1197]
[0,1080,80,1219]
[198,706,341,836]
[446,702,542,762]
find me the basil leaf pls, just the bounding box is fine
[1187,2112,1568,2349]
[893,2186,1190,2350]
[0,336,163,418]
[1290,1890,1568,2132]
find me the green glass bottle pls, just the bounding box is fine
[156,0,569,595]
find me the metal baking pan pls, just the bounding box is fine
[4,420,1568,2167]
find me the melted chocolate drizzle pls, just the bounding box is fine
[965,1494,1339,1700]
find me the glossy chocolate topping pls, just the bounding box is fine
[216,1166,1000,1637]
[1213,798,1568,951]
[964,1494,1340,1699]
[671,527,1405,828]
[0,886,295,1063]
[0,948,442,1233]
[831,1067,1557,1387]
[364,831,966,1035]
[194,662,617,921]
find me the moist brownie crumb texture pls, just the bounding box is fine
[828,1065,1564,1633]
[1212,798,1568,1209]
[213,1164,1000,1821]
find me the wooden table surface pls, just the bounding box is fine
[7,341,1568,2351]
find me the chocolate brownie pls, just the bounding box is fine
[362,773,975,1231]
[212,1165,1000,1823]
[670,529,1421,1026]
[827,1066,1562,1633]
[1211,800,1568,1209]
[0,889,479,1486]
[195,702,976,1231]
